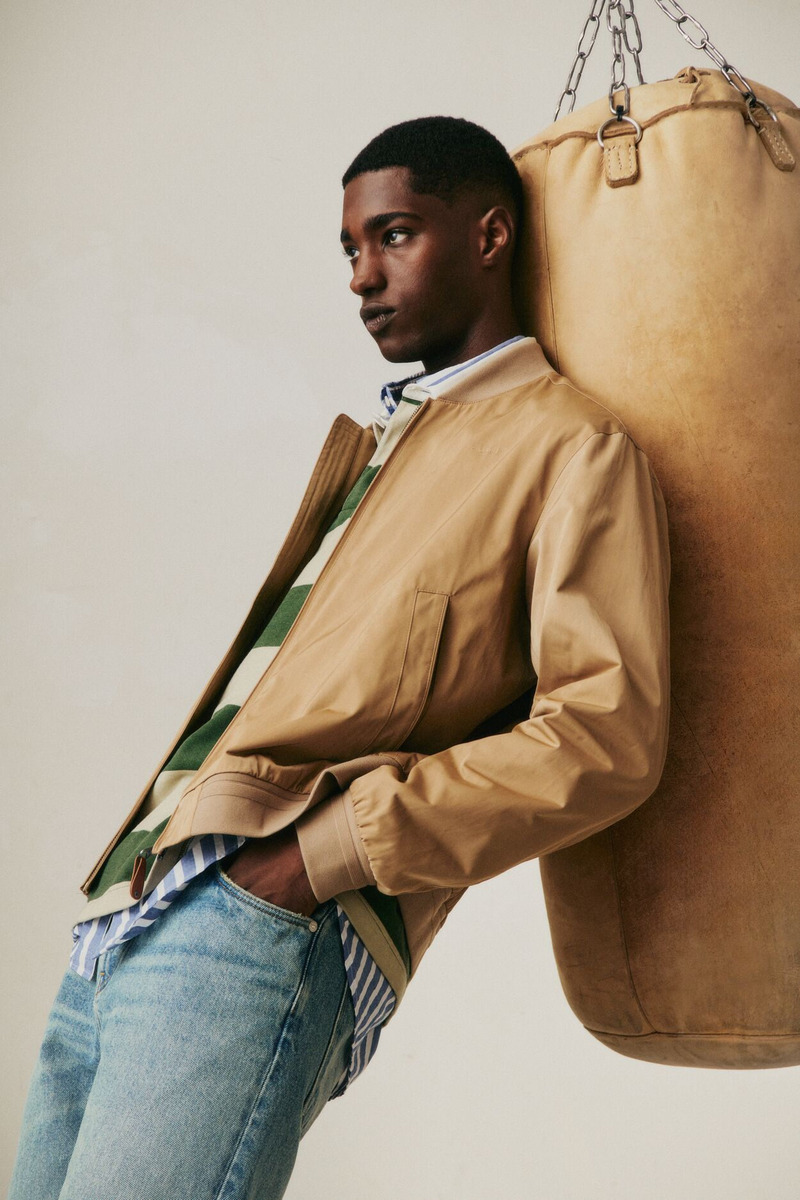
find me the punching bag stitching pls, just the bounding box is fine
[515,99,799,157]
[608,824,657,1033]
[515,103,700,153]
[583,1030,800,1041]
[540,145,560,372]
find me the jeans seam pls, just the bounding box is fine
[212,919,325,1200]
[92,940,132,1035]
[300,974,352,1136]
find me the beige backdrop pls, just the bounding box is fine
[2,2,798,1196]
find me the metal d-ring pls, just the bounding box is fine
[745,97,779,130]
[597,113,643,148]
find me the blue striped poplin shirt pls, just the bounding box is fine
[69,337,526,1094]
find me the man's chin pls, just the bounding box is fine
[371,332,423,366]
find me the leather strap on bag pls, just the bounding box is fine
[755,115,796,172]
[604,130,640,187]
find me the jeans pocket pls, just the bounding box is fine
[215,865,317,929]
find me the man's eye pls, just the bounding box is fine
[341,245,358,261]
[385,229,410,246]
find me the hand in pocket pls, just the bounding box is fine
[224,825,318,917]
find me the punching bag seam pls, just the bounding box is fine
[583,1029,800,1041]
[515,99,799,157]
[609,825,657,1033]
[541,145,560,372]
[669,690,715,777]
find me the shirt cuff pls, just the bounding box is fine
[295,788,376,902]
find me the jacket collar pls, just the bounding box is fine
[402,336,552,407]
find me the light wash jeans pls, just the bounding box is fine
[9,864,355,1200]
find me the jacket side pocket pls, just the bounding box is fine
[359,588,450,755]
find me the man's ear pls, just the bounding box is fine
[478,205,515,268]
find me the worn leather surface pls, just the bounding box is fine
[513,67,800,1069]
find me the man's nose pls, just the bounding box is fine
[349,249,386,296]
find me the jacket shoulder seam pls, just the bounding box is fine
[543,374,641,443]
[530,429,634,542]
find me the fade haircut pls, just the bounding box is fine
[342,115,524,229]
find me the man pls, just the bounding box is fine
[10,116,670,1199]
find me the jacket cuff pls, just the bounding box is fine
[295,788,376,903]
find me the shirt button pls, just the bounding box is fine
[308,919,318,932]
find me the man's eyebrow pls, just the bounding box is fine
[340,211,420,242]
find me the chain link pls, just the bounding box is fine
[621,4,645,85]
[650,0,764,112]
[554,0,608,122]
[607,0,631,115]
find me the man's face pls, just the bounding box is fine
[340,167,489,372]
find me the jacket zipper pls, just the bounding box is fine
[151,397,432,851]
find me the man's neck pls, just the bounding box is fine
[421,312,522,375]
[418,333,526,388]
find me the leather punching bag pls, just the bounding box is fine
[512,66,800,1068]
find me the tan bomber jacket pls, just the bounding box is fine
[79,339,671,1003]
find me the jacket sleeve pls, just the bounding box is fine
[296,429,671,900]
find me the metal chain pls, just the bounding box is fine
[554,0,646,122]
[650,0,772,122]
[620,3,645,87]
[554,0,772,128]
[607,0,629,117]
[554,0,608,123]
[607,1,627,98]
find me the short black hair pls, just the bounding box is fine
[342,115,524,228]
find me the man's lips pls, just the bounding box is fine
[360,305,395,335]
